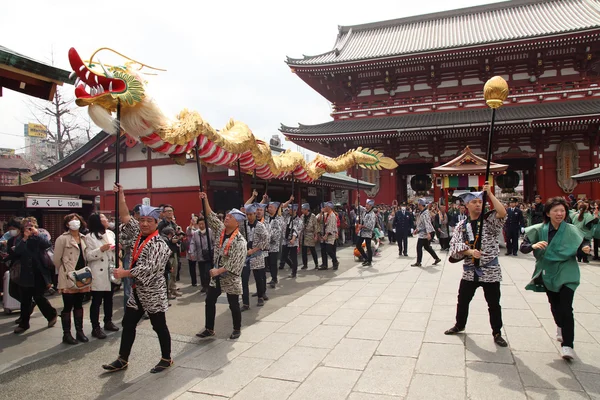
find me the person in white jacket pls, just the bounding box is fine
[85,213,120,339]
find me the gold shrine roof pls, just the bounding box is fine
[287,0,600,66]
[431,146,508,176]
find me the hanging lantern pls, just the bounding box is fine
[410,175,432,192]
[496,171,520,190]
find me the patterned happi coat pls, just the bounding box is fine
[242,219,269,270]
[207,211,247,295]
[301,213,318,247]
[282,215,304,247]
[265,214,283,253]
[121,218,172,314]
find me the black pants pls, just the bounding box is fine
[322,243,338,267]
[387,229,395,243]
[356,237,372,262]
[19,278,56,329]
[439,237,450,250]
[242,261,251,306]
[279,246,290,269]
[188,260,198,286]
[268,252,279,283]
[62,292,84,313]
[90,290,114,328]
[506,228,520,255]
[594,239,600,259]
[119,291,171,361]
[416,238,439,263]
[455,279,502,336]
[198,261,210,288]
[577,248,589,263]
[320,242,327,265]
[253,269,266,299]
[396,233,408,255]
[302,245,318,268]
[205,279,241,331]
[282,246,298,275]
[547,285,575,348]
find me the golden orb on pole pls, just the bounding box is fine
[483,76,509,109]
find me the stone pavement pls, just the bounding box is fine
[110,238,600,400]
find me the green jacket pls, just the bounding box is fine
[569,210,597,240]
[525,222,583,293]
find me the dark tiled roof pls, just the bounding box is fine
[0,181,98,196]
[287,0,600,66]
[0,155,31,171]
[572,167,600,182]
[280,99,600,136]
[0,45,74,83]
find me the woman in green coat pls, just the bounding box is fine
[569,203,597,263]
[520,197,591,361]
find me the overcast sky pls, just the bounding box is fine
[1,0,500,154]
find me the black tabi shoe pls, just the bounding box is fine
[278,266,284,270]
[102,357,128,372]
[494,334,508,347]
[241,305,250,312]
[230,330,241,340]
[47,315,58,328]
[433,258,442,265]
[504,252,511,256]
[92,327,107,339]
[333,262,339,270]
[362,261,372,267]
[252,293,258,297]
[263,295,269,301]
[289,274,297,278]
[444,326,464,335]
[104,321,120,332]
[411,263,422,267]
[14,325,28,334]
[150,358,173,373]
[403,254,408,257]
[196,329,215,338]
[269,281,276,288]
[301,265,308,270]
[257,298,265,307]
[14,317,21,325]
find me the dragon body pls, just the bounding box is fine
[68,47,398,181]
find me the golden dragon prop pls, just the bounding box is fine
[68,48,398,182]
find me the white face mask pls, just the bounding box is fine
[108,222,115,230]
[401,207,406,212]
[9,229,18,237]
[68,220,81,231]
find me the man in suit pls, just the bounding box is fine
[393,201,414,256]
[504,197,525,256]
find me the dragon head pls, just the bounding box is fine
[68,48,145,111]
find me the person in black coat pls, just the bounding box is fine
[393,202,415,257]
[504,197,525,256]
[530,195,545,225]
[11,219,58,334]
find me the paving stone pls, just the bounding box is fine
[354,355,416,396]
[390,312,430,331]
[297,324,350,349]
[237,321,285,343]
[287,295,326,308]
[400,298,434,313]
[306,285,340,296]
[573,298,600,314]
[325,290,358,302]
[323,308,366,326]
[524,389,591,400]
[340,296,379,310]
[356,284,389,297]
[176,392,228,400]
[466,361,527,400]
[377,330,424,358]
[502,309,542,327]
[181,340,254,371]
[465,334,514,364]
[260,346,329,382]
[415,343,464,377]
[189,356,273,397]
[430,305,457,322]
[577,313,600,332]
[363,304,401,320]
[302,301,344,316]
[277,315,326,335]
[347,318,392,341]
[288,366,362,400]
[260,306,308,323]
[348,393,402,400]
[240,332,303,360]
[504,326,558,353]
[527,302,556,320]
[514,351,583,391]
[501,295,531,310]
[376,291,408,305]
[568,342,600,373]
[423,320,465,345]
[323,338,379,370]
[341,281,369,291]
[405,374,465,400]
[230,376,299,400]
[571,370,600,399]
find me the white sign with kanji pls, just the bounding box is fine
[26,197,82,209]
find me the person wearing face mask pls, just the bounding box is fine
[85,213,119,340]
[393,202,415,257]
[54,214,89,344]
[11,218,58,334]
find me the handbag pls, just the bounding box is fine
[198,232,211,263]
[9,259,21,284]
[103,236,121,285]
[67,266,93,289]
[41,249,55,271]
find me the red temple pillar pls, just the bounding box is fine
[589,135,600,200]
[433,174,441,203]
[536,144,546,199]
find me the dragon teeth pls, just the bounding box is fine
[79,65,85,72]
[109,82,113,91]
[69,71,76,80]
[94,75,99,84]
[75,78,81,86]
[85,71,90,80]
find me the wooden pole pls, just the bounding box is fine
[195,146,213,263]
[114,100,121,272]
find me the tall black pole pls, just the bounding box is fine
[114,100,121,272]
[474,107,497,267]
[356,165,361,224]
[195,145,213,261]
[237,160,248,238]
